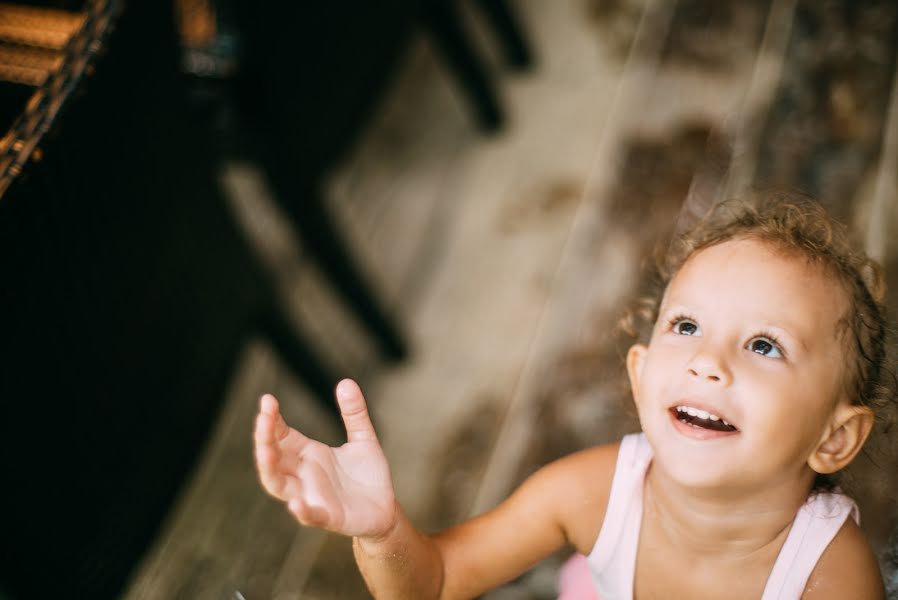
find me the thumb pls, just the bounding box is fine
[336,379,378,443]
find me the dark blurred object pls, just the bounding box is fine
[180,0,534,362]
[0,1,341,597]
[754,0,898,222]
[418,0,534,130]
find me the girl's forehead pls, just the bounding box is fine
[662,238,849,329]
[675,238,821,285]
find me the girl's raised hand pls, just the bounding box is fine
[253,379,397,539]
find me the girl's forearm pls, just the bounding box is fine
[352,502,446,600]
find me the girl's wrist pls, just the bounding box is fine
[356,500,404,549]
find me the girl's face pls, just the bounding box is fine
[628,238,851,494]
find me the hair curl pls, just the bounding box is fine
[622,191,897,493]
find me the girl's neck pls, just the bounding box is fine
[644,463,815,560]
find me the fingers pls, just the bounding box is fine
[255,393,308,455]
[259,393,290,441]
[255,394,295,498]
[335,379,378,443]
[254,440,287,498]
[255,394,281,454]
[259,392,279,416]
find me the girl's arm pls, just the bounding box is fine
[352,442,618,600]
[254,379,617,599]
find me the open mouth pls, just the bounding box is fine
[670,405,738,433]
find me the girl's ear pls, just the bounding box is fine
[808,403,875,475]
[627,344,648,403]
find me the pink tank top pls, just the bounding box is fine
[583,433,859,599]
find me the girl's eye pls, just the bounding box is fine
[673,319,700,336]
[748,338,783,358]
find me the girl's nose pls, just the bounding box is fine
[686,348,731,384]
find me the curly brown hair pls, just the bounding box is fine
[622,191,897,493]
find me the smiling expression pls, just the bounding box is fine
[628,238,852,493]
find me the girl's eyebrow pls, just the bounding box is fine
[764,322,812,352]
[657,302,694,317]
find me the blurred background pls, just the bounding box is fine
[1,0,898,598]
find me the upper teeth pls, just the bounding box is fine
[676,405,730,426]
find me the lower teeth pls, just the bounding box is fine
[677,413,734,432]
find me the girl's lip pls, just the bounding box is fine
[668,407,740,440]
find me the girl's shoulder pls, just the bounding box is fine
[532,440,624,553]
[802,517,884,599]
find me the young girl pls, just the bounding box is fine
[254,194,893,599]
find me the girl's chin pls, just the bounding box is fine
[656,459,732,489]
[643,427,740,489]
